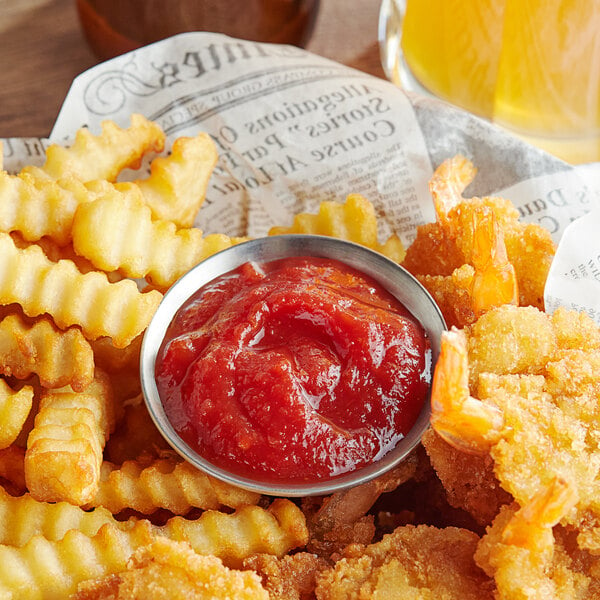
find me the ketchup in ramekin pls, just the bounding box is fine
[155,255,431,485]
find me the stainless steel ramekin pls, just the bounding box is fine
[140,234,446,496]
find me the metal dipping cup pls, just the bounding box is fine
[140,234,446,497]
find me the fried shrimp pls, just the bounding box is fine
[475,479,588,600]
[315,524,495,599]
[402,155,555,327]
[430,327,504,454]
[500,478,578,555]
[429,304,600,552]
[421,429,512,526]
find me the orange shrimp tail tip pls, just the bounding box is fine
[430,155,477,221]
[430,328,503,454]
[470,208,518,317]
[431,402,504,455]
[502,477,578,549]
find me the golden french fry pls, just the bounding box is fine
[0,484,302,561]
[71,188,244,289]
[0,232,162,348]
[0,485,122,547]
[0,166,177,252]
[162,499,308,568]
[74,537,269,600]
[0,521,154,600]
[87,455,261,515]
[0,499,307,599]
[25,370,115,505]
[0,172,94,246]
[0,313,94,392]
[269,193,406,262]
[9,232,113,279]
[0,380,33,450]
[23,114,165,183]
[2,158,221,257]
[131,133,218,228]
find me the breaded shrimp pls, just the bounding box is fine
[429,304,600,549]
[403,156,555,327]
[315,524,495,599]
[475,479,588,600]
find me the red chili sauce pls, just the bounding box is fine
[155,256,431,484]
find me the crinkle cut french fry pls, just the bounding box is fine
[0,232,163,348]
[0,379,33,450]
[0,172,93,246]
[0,313,94,392]
[162,499,309,569]
[0,499,307,599]
[71,188,243,289]
[131,133,218,228]
[87,455,261,515]
[0,486,123,547]
[0,521,153,600]
[9,232,112,279]
[269,193,406,262]
[23,114,166,183]
[25,370,115,505]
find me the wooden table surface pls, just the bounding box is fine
[0,0,386,138]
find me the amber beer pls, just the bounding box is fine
[77,0,320,60]
[380,0,600,163]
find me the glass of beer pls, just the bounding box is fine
[379,0,600,163]
[77,0,320,61]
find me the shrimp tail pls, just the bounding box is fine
[430,155,477,221]
[430,328,503,454]
[502,477,578,554]
[471,207,518,317]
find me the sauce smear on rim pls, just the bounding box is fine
[156,256,431,484]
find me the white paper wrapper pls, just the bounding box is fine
[2,33,599,321]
